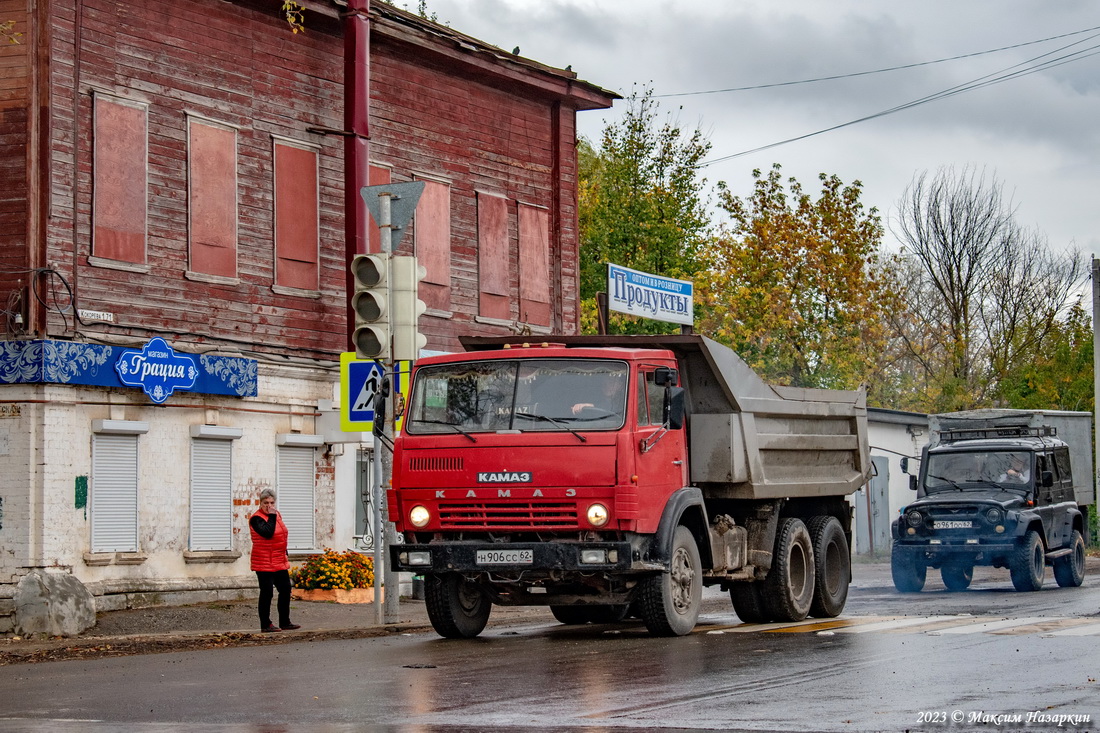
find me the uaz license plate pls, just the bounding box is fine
[476,549,533,565]
[935,520,972,529]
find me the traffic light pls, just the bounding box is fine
[350,253,391,360]
[392,255,427,362]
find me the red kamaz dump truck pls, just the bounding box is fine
[388,335,870,638]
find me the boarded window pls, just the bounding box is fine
[477,192,510,320]
[91,434,140,553]
[274,141,319,291]
[188,119,238,279]
[415,180,451,311]
[277,446,316,550]
[518,204,551,326]
[367,165,391,254]
[190,438,233,551]
[93,97,147,264]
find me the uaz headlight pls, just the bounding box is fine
[906,510,924,528]
[984,507,1003,525]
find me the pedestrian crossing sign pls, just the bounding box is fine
[340,353,410,433]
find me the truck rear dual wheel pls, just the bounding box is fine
[807,516,850,617]
[424,573,492,639]
[762,518,816,622]
[1053,530,1086,588]
[639,525,702,636]
[1010,530,1046,592]
[891,543,926,593]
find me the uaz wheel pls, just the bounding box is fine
[1053,530,1085,588]
[940,563,973,591]
[1010,530,1045,592]
[891,543,926,593]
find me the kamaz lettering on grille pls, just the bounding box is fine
[477,471,532,483]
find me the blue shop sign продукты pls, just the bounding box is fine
[0,338,258,402]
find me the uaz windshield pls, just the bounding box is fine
[406,359,628,434]
[923,450,1033,493]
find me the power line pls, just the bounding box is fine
[658,24,1100,98]
[698,31,1100,167]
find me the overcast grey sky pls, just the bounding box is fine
[428,0,1100,257]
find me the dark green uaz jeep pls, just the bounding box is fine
[891,426,1086,592]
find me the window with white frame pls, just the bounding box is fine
[189,426,241,551]
[90,420,149,553]
[277,445,316,550]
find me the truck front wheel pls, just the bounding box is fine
[639,525,702,636]
[808,516,850,617]
[1010,530,1045,592]
[891,543,926,593]
[425,573,492,639]
[762,518,815,622]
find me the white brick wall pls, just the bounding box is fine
[0,360,365,603]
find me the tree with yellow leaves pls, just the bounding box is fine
[697,164,901,395]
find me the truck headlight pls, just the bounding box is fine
[906,510,923,528]
[586,503,609,527]
[409,505,431,528]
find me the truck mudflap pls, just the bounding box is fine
[390,541,638,574]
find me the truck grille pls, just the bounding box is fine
[409,456,463,472]
[438,501,578,530]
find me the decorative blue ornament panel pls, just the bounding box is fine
[0,339,258,402]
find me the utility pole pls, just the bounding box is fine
[1091,257,1099,542]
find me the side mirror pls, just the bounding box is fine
[654,367,679,386]
[900,457,909,474]
[1041,471,1054,488]
[664,387,685,430]
[908,475,918,491]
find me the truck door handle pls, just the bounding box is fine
[673,460,684,465]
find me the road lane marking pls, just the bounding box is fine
[832,615,962,633]
[927,616,1047,635]
[1042,622,1100,637]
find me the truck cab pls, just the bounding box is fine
[891,426,1085,593]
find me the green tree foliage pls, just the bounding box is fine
[997,302,1094,413]
[578,86,712,334]
[696,164,901,393]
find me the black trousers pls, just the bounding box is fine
[256,569,292,627]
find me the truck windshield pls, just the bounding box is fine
[405,359,628,434]
[923,450,1032,493]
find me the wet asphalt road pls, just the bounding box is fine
[2,563,1098,732]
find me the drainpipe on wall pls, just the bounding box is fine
[344,0,370,352]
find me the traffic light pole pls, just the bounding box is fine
[376,192,401,624]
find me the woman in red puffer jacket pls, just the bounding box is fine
[250,488,300,632]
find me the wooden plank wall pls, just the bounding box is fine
[35,0,583,357]
[0,0,30,322]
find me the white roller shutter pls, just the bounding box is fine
[277,445,315,550]
[190,439,233,550]
[91,434,139,553]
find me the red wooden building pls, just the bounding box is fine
[0,0,615,633]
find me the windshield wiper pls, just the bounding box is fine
[514,412,587,443]
[927,474,964,491]
[413,419,478,443]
